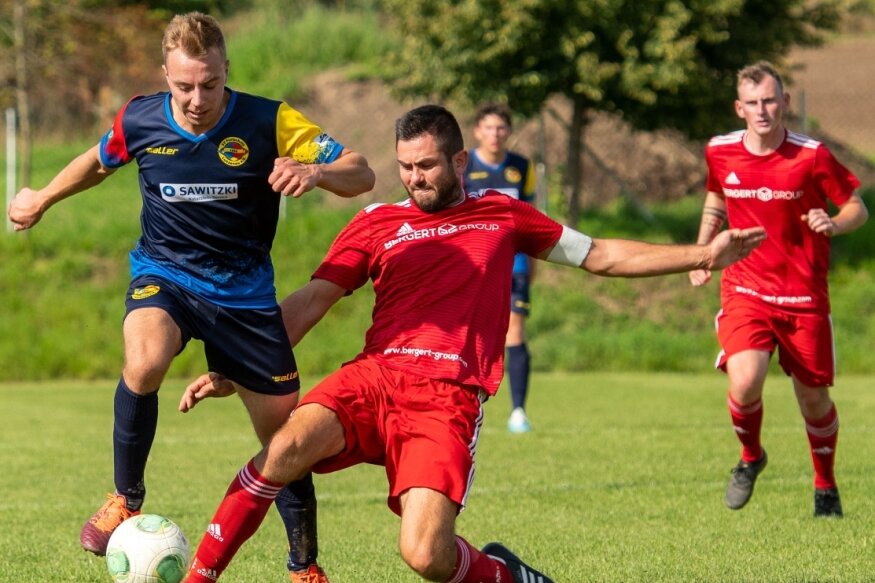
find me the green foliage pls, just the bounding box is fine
[381,0,844,137]
[225,0,398,99]
[2,373,874,581]
[380,0,846,222]
[3,143,875,381]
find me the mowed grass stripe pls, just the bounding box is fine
[1,373,872,582]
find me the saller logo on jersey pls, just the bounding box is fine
[160,183,239,203]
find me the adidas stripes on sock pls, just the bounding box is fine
[727,394,764,463]
[805,405,839,489]
[446,536,512,583]
[188,460,283,581]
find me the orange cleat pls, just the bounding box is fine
[79,493,140,555]
[289,564,330,583]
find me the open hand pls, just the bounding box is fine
[708,226,767,270]
[178,372,237,413]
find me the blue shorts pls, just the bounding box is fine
[124,275,300,395]
[510,274,531,316]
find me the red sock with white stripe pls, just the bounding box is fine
[186,460,283,582]
[445,536,512,583]
[727,394,764,462]
[805,404,839,489]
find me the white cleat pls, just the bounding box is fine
[507,407,531,433]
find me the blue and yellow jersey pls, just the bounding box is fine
[464,149,536,275]
[99,90,343,308]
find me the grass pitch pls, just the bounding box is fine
[1,372,873,582]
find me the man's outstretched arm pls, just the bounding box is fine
[537,225,766,277]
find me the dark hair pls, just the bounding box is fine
[395,105,465,161]
[737,61,784,95]
[474,102,513,127]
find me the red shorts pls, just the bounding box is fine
[715,294,835,387]
[298,357,485,515]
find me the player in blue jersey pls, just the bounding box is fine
[7,12,374,583]
[464,103,538,433]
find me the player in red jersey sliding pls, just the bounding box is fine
[689,61,867,517]
[179,104,765,583]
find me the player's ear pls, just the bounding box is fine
[734,99,745,120]
[452,149,468,173]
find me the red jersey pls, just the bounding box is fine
[312,190,564,394]
[705,129,860,312]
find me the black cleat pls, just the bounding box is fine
[724,450,768,510]
[814,487,843,518]
[482,542,554,583]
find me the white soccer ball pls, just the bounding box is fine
[106,514,190,583]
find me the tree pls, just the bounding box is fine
[381,0,846,225]
[0,0,237,134]
[0,0,233,187]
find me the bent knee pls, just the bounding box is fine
[122,362,169,394]
[399,543,453,582]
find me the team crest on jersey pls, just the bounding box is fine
[131,285,160,300]
[218,137,250,167]
[503,167,522,183]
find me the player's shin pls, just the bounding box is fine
[187,460,283,582]
[275,472,319,571]
[113,377,158,509]
[805,404,839,489]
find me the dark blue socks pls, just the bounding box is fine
[276,472,319,571]
[112,377,158,511]
[507,343,530,410]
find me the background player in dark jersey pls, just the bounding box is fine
[7,12,374,582]
[177,105,765,583]
[465,103,538,433]
[689,61,867,518]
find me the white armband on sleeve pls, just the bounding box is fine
[546,226,593,267]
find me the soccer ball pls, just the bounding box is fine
[106,514,190,583]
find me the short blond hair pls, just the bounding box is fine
[162,12,226,61]
[737,61,784,95]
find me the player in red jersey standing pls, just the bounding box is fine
[689,61,868,517]
[179,104,765,583]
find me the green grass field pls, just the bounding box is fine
[1,372,873,582]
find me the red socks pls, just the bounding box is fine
[727,395,764,462]
[729,394,839,489]
[446,536,512,583]
[805,405,839,489]
[186,460,284,582]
